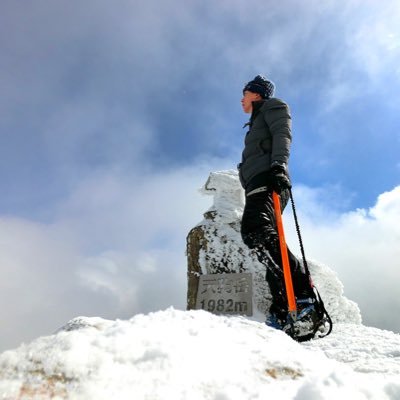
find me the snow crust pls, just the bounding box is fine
[0,308,399,399]
[200,170,245,224]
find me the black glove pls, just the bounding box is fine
[269,165,291,194]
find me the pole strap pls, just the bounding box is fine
[288,187,310,276]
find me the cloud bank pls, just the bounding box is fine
[0,159,230,351]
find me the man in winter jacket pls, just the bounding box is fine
[238,75,323,340]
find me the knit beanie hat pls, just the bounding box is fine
[243,75,275,99]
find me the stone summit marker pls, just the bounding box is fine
[195,273,253,317]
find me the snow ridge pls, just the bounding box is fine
[0,308,399,399]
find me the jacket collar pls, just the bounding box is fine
[251,100,265,114]
[243,100,265,129]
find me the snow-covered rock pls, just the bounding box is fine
[187,170,361,324]
[0,308,399,399]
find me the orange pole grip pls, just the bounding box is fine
[272,191,297,314]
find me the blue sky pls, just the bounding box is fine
[0,0,399,350]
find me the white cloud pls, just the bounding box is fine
[350,1,400,83]
[0,217,83,350]
[0,158,232,351]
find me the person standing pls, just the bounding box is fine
[238,75,324,341]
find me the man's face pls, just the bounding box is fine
[241,90,262,114]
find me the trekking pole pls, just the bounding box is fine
[272,191,297,321]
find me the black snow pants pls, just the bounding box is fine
[240,186,313,316]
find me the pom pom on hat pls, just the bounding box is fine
[243,75,275,99]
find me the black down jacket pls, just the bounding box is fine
[238,98,292,189]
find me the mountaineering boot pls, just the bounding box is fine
[284,297,324,342]
[265,313,285,330]
[265,303,288,330]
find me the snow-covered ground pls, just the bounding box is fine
[1,170,398,399]
[0,308,399,399]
